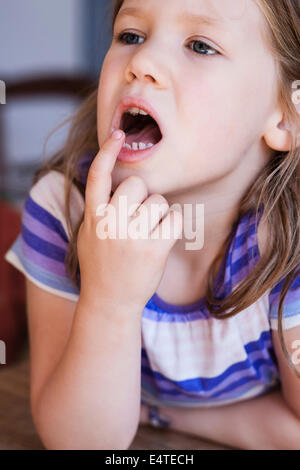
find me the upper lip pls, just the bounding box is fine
[111,96,164,140]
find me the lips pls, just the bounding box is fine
[111,96,165,139]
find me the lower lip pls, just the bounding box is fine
[117,138,163,163]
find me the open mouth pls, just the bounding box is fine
[120,111,163,151]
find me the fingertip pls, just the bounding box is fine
[112,129,125,140]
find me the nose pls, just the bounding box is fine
[124,42,167,89]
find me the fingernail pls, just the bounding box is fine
[112,130,124,140]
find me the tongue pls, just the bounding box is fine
[126,123,161,146]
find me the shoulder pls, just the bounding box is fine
[29,170,85,240]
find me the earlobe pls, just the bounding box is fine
[264,125,292,152]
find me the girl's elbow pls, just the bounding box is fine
[33,411,133,450]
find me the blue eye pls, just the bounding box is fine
[116,32,143,45]
[188,40,218,56]
[115,32,219,57]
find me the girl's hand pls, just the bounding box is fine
[77,130,183,313]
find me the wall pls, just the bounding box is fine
[0,0,96,205]
[0,0,87,75]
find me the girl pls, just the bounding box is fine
[4,0,300,450]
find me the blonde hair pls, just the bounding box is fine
[33,0,300,376]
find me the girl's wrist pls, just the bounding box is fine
[78,291,143,321]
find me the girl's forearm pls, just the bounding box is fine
[159,389,300,450]
[34,296,142,450]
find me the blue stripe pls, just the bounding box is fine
[25,195,69,243]
[234,219,257,249]
[22,224,67,263]
[141,381,276,406]
[233,207,262,248]
[141,356,276,397]
[143,304,210,320]
[9,237,79,295]
[141,354,276,393]
[269,275,300,296]
[231,245,259,276]
[244,330,271,352]
[209,360,275,398]
[270,300,300,318]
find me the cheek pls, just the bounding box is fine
[182,69,237,125]
[98,59,117,111]
[184,64,268,154]
[182,77,244,151]
[172,80,251,179]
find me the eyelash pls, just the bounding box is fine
[114,31,219,57]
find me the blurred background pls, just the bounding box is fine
[0,0,115,448]
[0,0,114,208]
[0,0,114,372]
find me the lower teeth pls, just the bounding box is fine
[123,142,154,151]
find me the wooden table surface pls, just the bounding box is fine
[0,339,232,450]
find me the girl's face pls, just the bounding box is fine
[98,0,278,197]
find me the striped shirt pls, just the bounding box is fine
[4,158,300,409]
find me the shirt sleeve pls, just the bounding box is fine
[4,170,84,302]
[268,271,300,330]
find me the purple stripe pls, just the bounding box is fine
[141,362,279,399]
[23,210,67,250]
[22,238,67,277]
[231,236,257,264]
[141,367,278,404]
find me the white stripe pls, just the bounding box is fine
[141,289,272,380]
[4,250,79,303]
[270,316,300,331]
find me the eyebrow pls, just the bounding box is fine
[116,7,226,29]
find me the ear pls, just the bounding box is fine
[264,107,300,152]
[263,109,293,152]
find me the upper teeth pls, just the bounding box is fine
[126,107,148,116]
